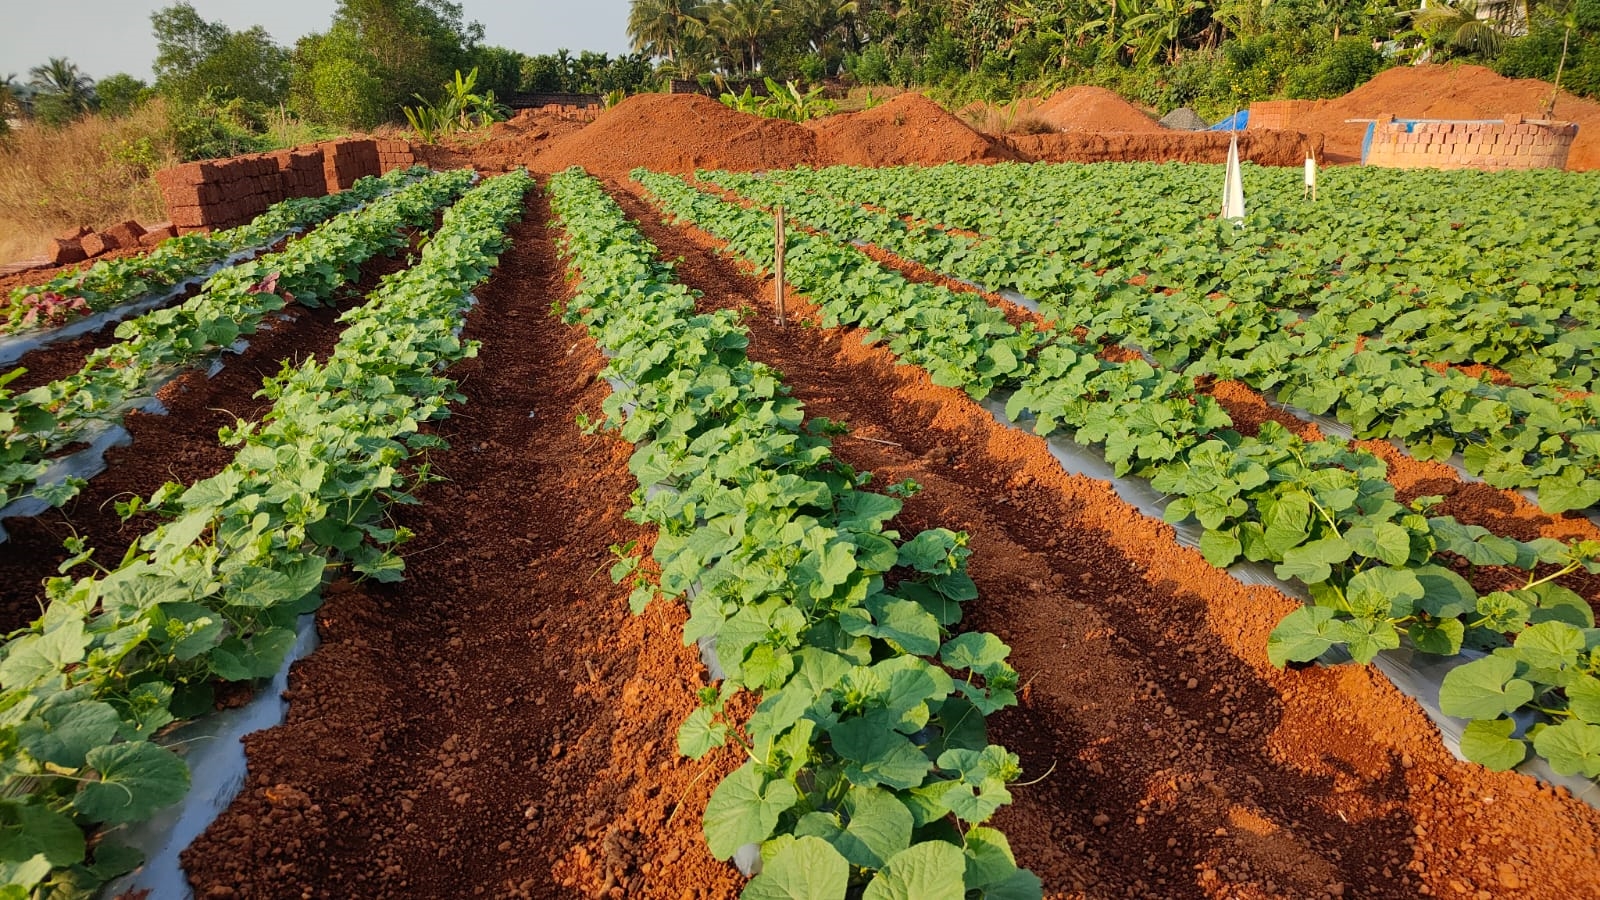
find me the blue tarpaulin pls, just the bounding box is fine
[1209,111,1248,131]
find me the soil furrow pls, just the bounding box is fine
[611,177,1600,900]
[181,186,745,899]
[0,245,417,635]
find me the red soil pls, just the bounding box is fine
[1003,130,1320,167]
[1293,64,1600,168]
[804,93,1019,166]
[528,93,818,174]
[1035,86,1165,133]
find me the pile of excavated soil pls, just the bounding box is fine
[1004,129,1319,167]
[1295,64,1600,168]
[1035,85,1163,133]
[528,93,817,174]
[804,93,1018,165]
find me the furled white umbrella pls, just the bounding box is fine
[1221,132,1246,223]
[1303,151,1318,200]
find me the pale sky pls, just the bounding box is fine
[0,0,635,82]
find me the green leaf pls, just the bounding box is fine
[1265,606,1345,666]
[1566,675,1600,724]
[1513,621,1585,670]
[1537,470,1600,514]
[1407,617,1464,656]
[1438,655,1536,721]
[0,618,88,689]
[1532,718,1600,777]
[1344,566,1423,619]
[1275,535,1353,584]
[1345,522,1412,566]
[862,841,968,900]
[1197,528,1241,567]
[703,762,798,860]
[828,716,933,790]
[741,836,850,900]
[940,633,1009,674]
[16,700,120,768]
[678,707,727,759]
[73,741,191,824]
[795,785,913,869]
[1459,718,1527,771]
[0,802,86,868]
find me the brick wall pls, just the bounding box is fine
[154,137,416,234]
[1248,101,1316,132]
[1363,115,1576,171]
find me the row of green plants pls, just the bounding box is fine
[3,167,423,335]
[0,168,532,899]
[635,168,1600,780]
[0,169,475,514]
[708,164,1600,514]
[549,168,1040,899]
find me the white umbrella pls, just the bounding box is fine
[1221,132,1246,223]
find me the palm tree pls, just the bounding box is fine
[1407,0,1510,56]
[783,0,859,58]
[708,0,780,74]
[628,0,708,61]
[28,57,96,116]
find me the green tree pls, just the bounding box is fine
[629,0,709,62]
[28,57,96,125]
[708,0,782,74]
[290,0,483,126]
[95,73,151,117]
[1408,0,1512,56]
[470,45,529,96]
[152,3,289,106]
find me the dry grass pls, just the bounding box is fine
[0,102,179,264]
[958,99,1056,135]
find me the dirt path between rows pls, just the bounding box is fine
[181,187,745,899]
[0,247,415,636]
[611,177,1600,900]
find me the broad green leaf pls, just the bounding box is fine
[829,716,932,790]
[1532,718,1600,777]
[73,742,191,824]
[1459,718,1527,771]
[940,633,1009,673]
[1344,566,1423,619]
[0,618,88,689]
[1266,606,1345,666]
[1346,522,1412,566]
[1567,675,1600,724]
[16,700,120,768]
[0,802,85,868]
[862,841,968,900]
[795,786,913,869]
[1275,535,1352,584]
[1438,655,1536,721]
[1197,528,1241,568]
[678,707,727,759]
[1407,618,1465,656]
[1513,621,1586,670]
[741,836,849,900]
[703,763,798,860]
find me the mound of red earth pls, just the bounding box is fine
[1294,64,1600,168]
[805,93,1018,166]
[528,93,818,174]
[1034,85,1163,133]
[1003,129,1319,167]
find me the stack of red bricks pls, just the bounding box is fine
[319,139,381,193]
[155,156,285,233]
[47,220,179,265]
[375,139,416,173]
[153,137,414,235]
[1247,101,1315,132]
[266,149,329,199]
[1364,114,1578,171]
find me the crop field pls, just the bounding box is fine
[3,160,1600,900]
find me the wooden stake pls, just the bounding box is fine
[774,204,787,326]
